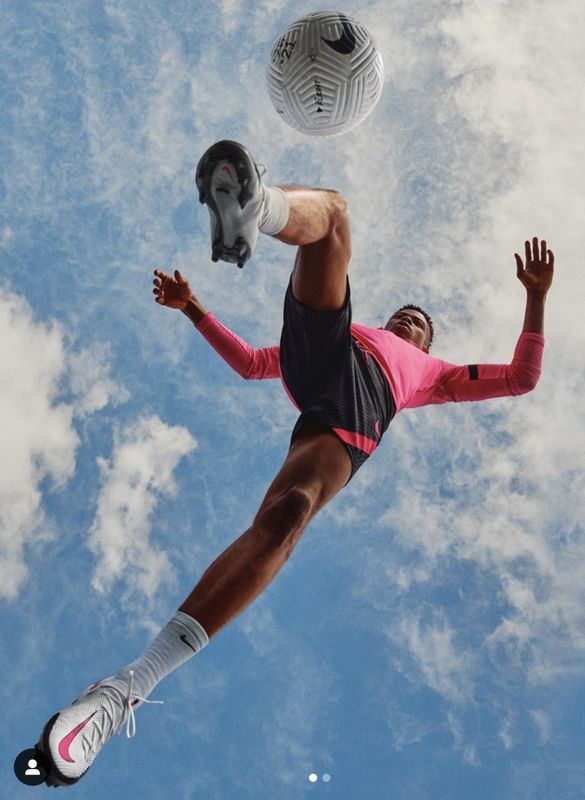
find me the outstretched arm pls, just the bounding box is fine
[515,237,554,334]
[423,238,554,406]
[152,268,280,380]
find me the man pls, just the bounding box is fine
[35,140,553,786]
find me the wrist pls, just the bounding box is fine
[182,296,209,325]
[522,291,546,335]
[526,289,547,299]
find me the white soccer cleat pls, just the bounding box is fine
[195,140,267,269]
[35,670,162,787]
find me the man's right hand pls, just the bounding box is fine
[153,269,192,309]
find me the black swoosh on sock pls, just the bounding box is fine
[180,634,198,653]
[321,15,358,55]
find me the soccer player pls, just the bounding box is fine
[35,141,553,786]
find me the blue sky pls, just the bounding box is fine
[2,1,585,798]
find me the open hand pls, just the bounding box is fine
[515,238,554,295]
[153,269,192,309]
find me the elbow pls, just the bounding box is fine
[240,356,257,380]
[512,371,541,395]
[243,356,268,380]
[242,364,260,380]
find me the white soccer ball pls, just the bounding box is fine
[266,11,384,137]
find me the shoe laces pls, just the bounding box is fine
[81,670,164,759]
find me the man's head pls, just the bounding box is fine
[384,304,434,352]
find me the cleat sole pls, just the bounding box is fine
[195,140,261,268]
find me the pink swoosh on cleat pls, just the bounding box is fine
[58,712,97,762]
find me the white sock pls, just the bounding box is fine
[112,611,208,705]
[259,185,290,236]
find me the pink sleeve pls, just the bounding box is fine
[430,332,545,403]
[194,313,280,380]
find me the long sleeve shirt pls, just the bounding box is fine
[194,312,544,414]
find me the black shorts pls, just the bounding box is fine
[279,278,396,482]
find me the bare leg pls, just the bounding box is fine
[179,182,353,638]
[272,185,351,311]
[179,429,351,638]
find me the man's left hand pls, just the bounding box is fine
[515,237,554,295]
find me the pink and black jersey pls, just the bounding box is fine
[193,312,544,412]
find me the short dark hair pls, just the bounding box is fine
[395,304,434,348]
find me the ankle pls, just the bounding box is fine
[258,185,290,236]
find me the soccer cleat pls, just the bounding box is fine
[195,140,267,268]
[35,670,162,787]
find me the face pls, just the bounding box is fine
[384,308,431,352]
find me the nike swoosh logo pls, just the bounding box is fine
[58,712,97,763]
[221,164,235,181]
[180,634,198,653]
[321,15,357,55]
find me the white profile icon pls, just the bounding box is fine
[25,758,41,776]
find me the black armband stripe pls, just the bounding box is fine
[468,365,479,381]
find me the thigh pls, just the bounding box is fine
[290,340,396,481]
[256,428,352,520]
[290,200,351,312]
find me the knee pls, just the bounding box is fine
[326,191,350,253]
[254,486,316,551]
[328,190,348,225]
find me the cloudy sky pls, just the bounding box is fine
[2,1,584,798]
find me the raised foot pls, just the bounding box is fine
[195,140,265,269]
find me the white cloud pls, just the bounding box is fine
[383,700,435,751]
[0,290,126,601]
[393,608,477,704]
[530,708,551,744]
[218,0,244,32]
[238,603,282,657]
[68,343,130,415]
[499,713,516,750]
[447,711,480,766]
[88,414,197,600]
[376,400,585,682]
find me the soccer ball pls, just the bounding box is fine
[266,11,384,136]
